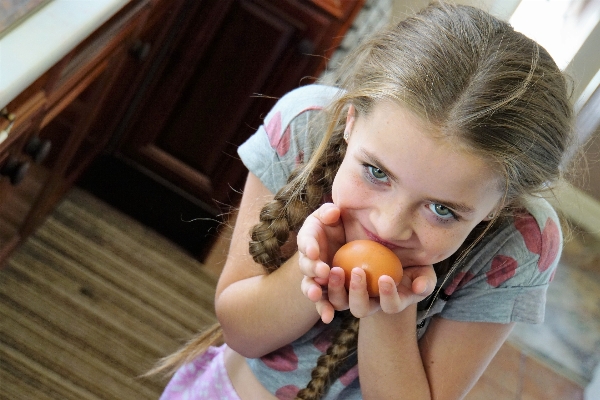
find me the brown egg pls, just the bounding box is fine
[331,240,403,297]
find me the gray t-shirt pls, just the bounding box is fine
[238,84,562,399]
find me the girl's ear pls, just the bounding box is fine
[343,105,356,142]
[483,205,501,221]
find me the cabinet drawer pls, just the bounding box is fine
[0,77,47,154]
[45,0,150,105]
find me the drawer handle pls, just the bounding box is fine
[25,136,52,163]
[130,40,151,61]
[0,156,30,185]
[0,107,16,144]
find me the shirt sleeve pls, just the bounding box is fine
[237,84,341,193]
[438,197,562,324]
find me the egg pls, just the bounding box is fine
[331,240,403,297]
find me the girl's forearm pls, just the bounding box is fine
[358,305,432,400]
[215,253,321,358]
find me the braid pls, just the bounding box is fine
[295,312,360,400]
[249,118,347,273]
[247,109,352,400]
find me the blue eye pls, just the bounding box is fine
[429,203,456,220]
[368,165,387,181]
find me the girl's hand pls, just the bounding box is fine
[330,264,437,318]
[297,203,346,323]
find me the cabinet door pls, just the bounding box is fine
[120,0,362,211]
[0,88,47,260]
[0,1,151,265]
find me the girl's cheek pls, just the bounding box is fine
[422,232,464,263]
[332,170,364,207]
[339,180,369,209]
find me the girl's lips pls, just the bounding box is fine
[364,229,400,250]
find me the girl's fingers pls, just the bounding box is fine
[298,252,330,280]
[314,202,341,225]
[378,275,404,314]
[347,268,376,318]
[325,267,349,310]
[297,229,320,260]
[412,275,435,297]
[316,301,335,324]
[301,275,335,324]
[403,265,437,297]
[378,266,437,314]
[301,277,323,302]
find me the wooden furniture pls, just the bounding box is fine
[0,0,363,264]
[113,0,364,214]
[0,0,151,264]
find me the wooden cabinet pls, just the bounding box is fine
[115,0,364,212]
[0,0,363,264]
[0,0,151,265]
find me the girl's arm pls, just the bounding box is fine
[358,308,514,400]
[215,172,320,358]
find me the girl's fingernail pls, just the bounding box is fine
[330,275,339,284]
[380,282,393,292]
[352,272,362,282]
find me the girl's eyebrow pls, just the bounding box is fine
[428,198,475,214]
[359,148,476,215]
[360,148,399,182]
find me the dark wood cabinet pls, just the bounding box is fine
[0,0,152,265]
[116,0,364,213]
[0,0,363,264]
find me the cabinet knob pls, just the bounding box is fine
[130,40,151,61]
[297,38,316,56]
[1,156,30,185]
[25,136,52,163]
[1,107,16,144]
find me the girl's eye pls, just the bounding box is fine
[429,203,457,221]
[367,165,388,181]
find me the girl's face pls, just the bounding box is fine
[331,102,503,267]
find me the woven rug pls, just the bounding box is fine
[0,188,219,399]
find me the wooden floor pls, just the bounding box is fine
[0,188,221,399]
[0,188,587,399]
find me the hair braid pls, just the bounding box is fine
[247,116,351,399]
[249,123,347,272]
[295,312,360,400]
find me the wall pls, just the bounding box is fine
[391,0,515,21]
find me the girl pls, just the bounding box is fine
[155,2,574,399]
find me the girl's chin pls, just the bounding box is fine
[396,255,442,268]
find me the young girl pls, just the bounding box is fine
[155,2,574,399]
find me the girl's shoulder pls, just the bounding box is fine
[511,195,562,276]
[238,85,341,193]
[420,197,563,327]
[260,84,341,155]
[262,84,342,128]
[272,84,342,108]
[442,196,562,298]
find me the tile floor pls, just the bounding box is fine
[508,227,600,381]
[467,341,585,399]
[468,225,600,399]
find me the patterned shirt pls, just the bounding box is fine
[237,84,561,400]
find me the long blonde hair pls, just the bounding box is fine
[149,2,574,399]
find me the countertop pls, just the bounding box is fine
[0,0,130,109]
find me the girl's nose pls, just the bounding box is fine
[373,202,413,242]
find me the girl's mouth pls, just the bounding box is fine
[364,229,400,250]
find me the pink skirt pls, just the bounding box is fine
[160,345,241,400]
